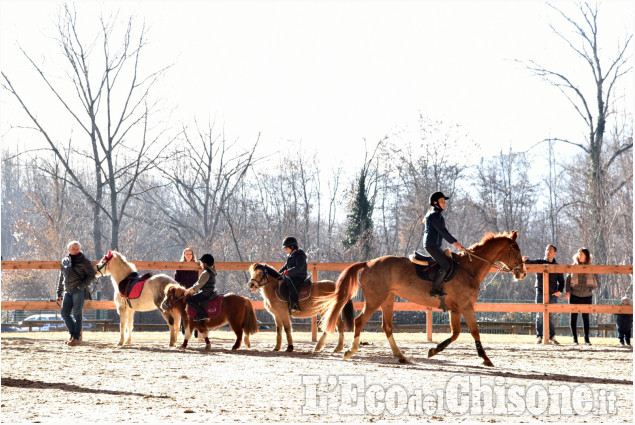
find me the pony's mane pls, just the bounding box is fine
[112,251,137,272]
[468,231,516,251]
[249,263,282,279]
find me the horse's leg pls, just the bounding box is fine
[243,332,251,349]
[344,301,382,360]
[272,315,283,351]
[117,304,127,346]
[428,310,461,359]
[380,297,410,364]
[181,317,193,350]
[463,307,494,367]
[228,310,244,351]
[283,315,294,352]
[125,306,134,345]
[334,317,345,352]
[314,331,328,352]
[160,309,178,348]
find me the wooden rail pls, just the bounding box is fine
[2,261,632,344]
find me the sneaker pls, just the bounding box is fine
[536,337,542,344]
[585,341,592,346]
[620,341,625,346]
[550,338,560,345]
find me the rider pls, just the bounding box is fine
[278,237,309,314]
[423,192,464,297]
[186,253,218,321]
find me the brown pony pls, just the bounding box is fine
[248,263,354,352]
[320,231,526,366]
[161,284,259,351]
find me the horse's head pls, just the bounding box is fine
[468,230,526,281]
[161,284,188,312]
[95,249,118,277]
[501,231,526,280]
[247,263,281,292]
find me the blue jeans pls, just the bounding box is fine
[535,292,558,339]
[61,288,85,340]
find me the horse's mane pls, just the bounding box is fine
[249,263,282,280]
[468,231,517,252]
[112,251,137,272]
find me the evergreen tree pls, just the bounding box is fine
[342,172,374,258]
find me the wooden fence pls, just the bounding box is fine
[1,260,632,344]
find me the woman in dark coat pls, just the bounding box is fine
[174,248,200,334]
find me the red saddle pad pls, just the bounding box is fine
[186,294,224,320]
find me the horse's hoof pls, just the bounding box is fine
[273,347,280,352]
[483,359,494,367]
[333,346,344,353]
[179,345,187,350]
[286,345,294,352]
[204,345,212,351]
[398,357,413,364]
[427,348,437,358]
[343,350,353,360]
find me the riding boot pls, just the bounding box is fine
[193,303,207,321]
[430,269,447,297]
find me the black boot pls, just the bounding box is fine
[430,269,447,297]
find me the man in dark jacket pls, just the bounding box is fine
[56,241,95,346]
[279,237,309,314]
[523,244,565,344]
[423,192,464,297]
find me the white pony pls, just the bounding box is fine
[95,250,181,347]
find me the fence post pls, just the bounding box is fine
[427,308,433,341]
[312,268,318,342]
[543,272,549,344]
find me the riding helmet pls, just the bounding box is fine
[199,253,215,267]
[429,191,450,206]
[282,237,298,248]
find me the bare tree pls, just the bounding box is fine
[1,4,171,257]
[155,118,259,254]
[524,2,633,264]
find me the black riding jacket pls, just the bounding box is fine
[423,207,458,248]
[279,249,309,286]
[56,252,95,297]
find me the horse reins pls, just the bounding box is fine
[463,241,525,292]
[249,266,277,290]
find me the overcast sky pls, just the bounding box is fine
[1,1,633,169]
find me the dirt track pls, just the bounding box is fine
[1,331,633,423]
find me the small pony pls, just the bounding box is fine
[248,263,354,352]
[95,250,181,347]
[161,284,258,351]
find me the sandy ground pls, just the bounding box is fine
[1,330,633,424]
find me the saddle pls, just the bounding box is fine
[408,249,458,283]
[186,294,224,320]
[275,277,313,303]
[118,272,152,299]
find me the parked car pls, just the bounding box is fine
[19,314,92,331]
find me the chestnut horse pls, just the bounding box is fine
[320,231,526,366]
[161,284,259,351]
[248,263,354,352]
[95,250,180,347]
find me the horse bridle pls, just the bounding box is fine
[248,266,279,290]
[161,289,187,311]
[96,254,113,277]
[465,240,525,276]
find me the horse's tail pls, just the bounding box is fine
[320,261,366,334]
[242,297,259,335]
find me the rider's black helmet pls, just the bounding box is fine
[199,253,215,267]
[282,237,298,248]
[429,191,450,206]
